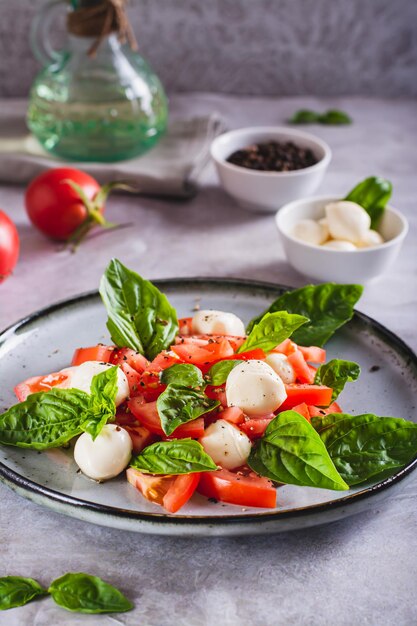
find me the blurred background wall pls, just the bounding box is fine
[0,0,416,98]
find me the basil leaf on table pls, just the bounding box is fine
[206,359,243,386]
[248,410,348,491]
[312,412,417,486]
[289,109,352,125]
[160,363,204,388]
[157,384,219,436]
[130,439,217,474]
[99,258,178,360]
[48,572,133,614]
[314,359,360,402]
[238,311,308,354]
[0,576,47,611]
[247,283,363,347]
[0,388,90,449]
[345,176,392,229]
[80,366,119,439]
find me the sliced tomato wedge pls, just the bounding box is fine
[298,345,326,364]
[123,424,154,454]
[128,397,205,438]
[273,338,298,355]
[308,401,342,418]
[71,345,114,366]
[287,350,315,384]
[110,347,149,373]
[219,406,245,425]
[291,402,311,421]
[279,384,333,411]
[239,416,274,439]
[178,317,193,336]
[126,468,200,513]
[204,385,227,407]
[171,339,234,366]
[198,468,276,508]
[14,371,70,402]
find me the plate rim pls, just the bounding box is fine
[1,276,416,527]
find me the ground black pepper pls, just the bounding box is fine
[227,141,318,172]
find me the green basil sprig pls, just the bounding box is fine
[314,359,360,403]
[130,439,217,475]
[238,311,308,354]
[157,385,219,436]
[247,283,363,347]
[312,413,417,486]
[206,359,243,386]
[248,410,349,491]
[345,176,392,229]
[0,576,47,611]
[99,258,178,360]
[160,363,204,388]
[289,109,352,125]
[0,368,119,449]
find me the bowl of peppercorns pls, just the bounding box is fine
[211,127,331,213]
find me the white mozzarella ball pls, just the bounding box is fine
[325,201,371,244]
[226,360,287,417]
[192,310,246,336]
[74,424,132,481]
[293,219,329,245]
[321,240,357,251]
[318,217,330,241]
[265,353,296,384]
[199,420,251,470]
[65,361,129,406]
[357,229,384,248]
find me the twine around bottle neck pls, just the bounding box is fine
[66,0,138,57]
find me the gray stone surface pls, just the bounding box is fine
[0,94,416,625]
[1,0,417,97]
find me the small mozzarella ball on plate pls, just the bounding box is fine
[192,310,245,336]
[74,424,132,481]
[321,240,358,251]
[226,359,287,417]
[325,201,371,244]
[357,229,384,248]
[64,361,129,406]
[318,217,330,240]
[265,352,296,384]
[199,419,251,470]
[293,219,328,245]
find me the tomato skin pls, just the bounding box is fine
[110,348,149,373]
[279,384,333,411]
[198,469,276,508]
[287,350,315,384]
[171,338,234,366]
[126,468,200,513]
[14,371,69,402]
[25,168,101,240]
[298,345,326,364]
[291,402,311,421]
[71,345,114,366]
[308,401,342,418]
[219,406,245,425]
[239,416,274,439]
[123,424,154,454]
[128,397,205,438]
[0,210,19,283]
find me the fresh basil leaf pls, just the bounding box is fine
[99,258,178,360]
[206,360,243,386]
[0,388,90,449]
[345,176,392,229]
[314,359,360,402]
[130,438,218,474]
[157,384,219,436]
[239,312,308,354]
[0,576,46,611]
[48,572,132,614]
[289,109,322,124]
[247,283,363,346]
[81,366,119,440]
[312,412,417,486]
[319,109,352,125]
[160,363,204,388]
[248,410,348,490]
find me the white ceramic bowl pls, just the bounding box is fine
[211,127,331,213]
[276,195,408,282]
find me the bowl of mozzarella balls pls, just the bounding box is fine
[275,177,408,282]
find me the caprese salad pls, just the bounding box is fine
[1,259,416,514]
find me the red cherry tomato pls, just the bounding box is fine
[25,168,101,241]
[0,210,19,283]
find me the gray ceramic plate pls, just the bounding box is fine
[0,278,416,536]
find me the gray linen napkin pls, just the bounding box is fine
[0,100,224,199]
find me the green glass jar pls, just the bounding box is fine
[27,0,168,162]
